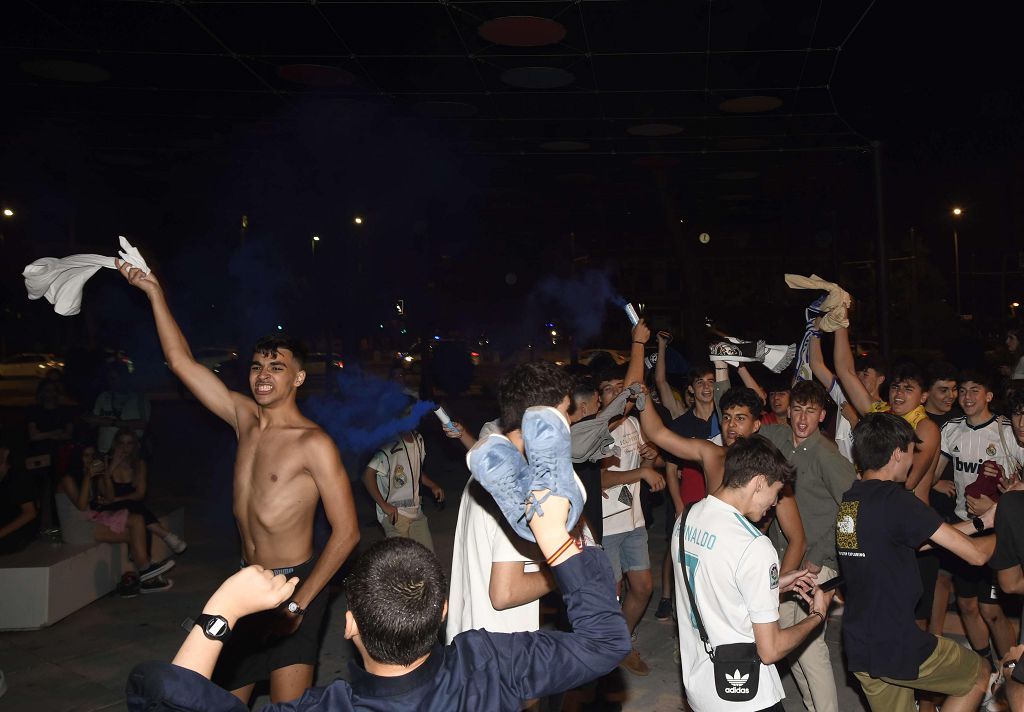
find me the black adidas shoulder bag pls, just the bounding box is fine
[679,509,762,702]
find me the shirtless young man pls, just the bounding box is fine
[118,261,360,703]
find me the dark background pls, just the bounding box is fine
[2,1,1022,370]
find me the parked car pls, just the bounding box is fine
[304,352,345,376]
[194,347,239,374]
[578,348,630,366]
[0,353,64,378]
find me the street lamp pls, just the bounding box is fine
[2,208,13,217]
[312,234,320,256]
[951,208,963,316]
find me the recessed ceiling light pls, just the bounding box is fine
[479,16,566,47]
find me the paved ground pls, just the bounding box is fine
[0,394,964,712]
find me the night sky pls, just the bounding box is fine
[2,1,1021,366]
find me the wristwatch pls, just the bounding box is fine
[971,516,985,533]
[195,613,232,642]
[285,600,305,616]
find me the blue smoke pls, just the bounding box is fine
[526,269,626,344]
[304,367,436,470]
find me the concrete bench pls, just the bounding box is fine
[0,507,184,630]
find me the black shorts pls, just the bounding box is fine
[950,556,1000,604]
[212,555,330,691]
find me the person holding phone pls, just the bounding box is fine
[837,414,997,711]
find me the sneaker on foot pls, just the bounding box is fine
[619,647,650,676]
[140,576,173,594]
[138,558,175,581]
[654,597,673,621]
[521,406,584,533]
[117,572,140,598]
[164,533,188,555]
[468,434,534,541]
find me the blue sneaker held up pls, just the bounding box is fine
[521,406,585,533]
[467,434,535,541]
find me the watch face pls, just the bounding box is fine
[205,616,228,638]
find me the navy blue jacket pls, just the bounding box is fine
[126,547,630,712]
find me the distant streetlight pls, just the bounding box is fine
[951,208,963,316]
[311,234,320,256]
[353,216,363,225]
[1012,302,1021,318]
[2,208,13,217]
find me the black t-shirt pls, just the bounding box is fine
[0,468,38,543]
[665,408,718,466]
[991,490,1024,572]
[837,478,944,678]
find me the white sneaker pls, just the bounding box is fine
[164,533,187,555]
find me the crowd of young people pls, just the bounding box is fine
[117,267,1024,712]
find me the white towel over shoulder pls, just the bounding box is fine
[23,236,150,316]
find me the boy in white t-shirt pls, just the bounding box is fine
[447,362,574,642]
[363,431,444,551]
[675,436,830,712]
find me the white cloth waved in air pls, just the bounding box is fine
[23,236,150,316]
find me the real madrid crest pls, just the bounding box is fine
[394,464,407,488]
[986,443,997,457]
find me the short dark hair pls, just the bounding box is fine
[498,361,573,432]
[889,362,926,391]
[572,374,598,402]
[958,368,995,392]
[595,365,627,387]
[687,365,714,385]
[1005,387,1024,416]
[344,538,446,666]
[253,335,308,369]
[852,413,922,473]
[720,386,765,417]
[790,380,828,409]
[722,435,795,488]
[925,361,958,389]
[855,352,888,377]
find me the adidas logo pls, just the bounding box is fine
[953,446,960,453]
[724,669,751,693]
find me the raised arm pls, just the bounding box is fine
[736,366,768,403]
[635,400,724,490]
[623,320,651,394]
[117,261,244,429]
[832,325,874,415]
[655,333,684,419]
[807,332,835,388]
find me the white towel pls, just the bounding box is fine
[23,236,150,316]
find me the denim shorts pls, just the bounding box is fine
[603,526,651,582]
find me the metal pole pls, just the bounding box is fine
[953,228,961,316]
[872,141,890,363]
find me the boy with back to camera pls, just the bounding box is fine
[127,401,631,711]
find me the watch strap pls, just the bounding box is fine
[972,516,985,533]
[195,613,232,642]
[286,600,306,616]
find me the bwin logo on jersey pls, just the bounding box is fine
[724,670,751,694]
